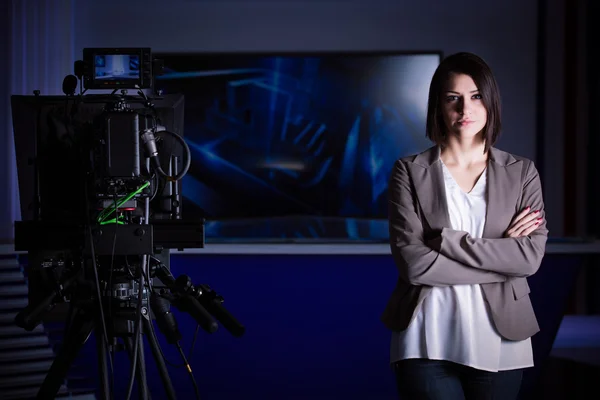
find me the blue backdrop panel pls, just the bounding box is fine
[49,252,581,400]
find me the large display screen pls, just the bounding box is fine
[154,52,440,242]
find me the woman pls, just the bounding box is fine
[381,52,548,399]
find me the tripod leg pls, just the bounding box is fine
[124,336,150,400]
[136,333,150,400]
[37,308,94,399]
[143,317,177,400]
[96,325,111,400]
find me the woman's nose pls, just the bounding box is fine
[458,100,472,115]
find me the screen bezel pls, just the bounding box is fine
[83,47,150,90]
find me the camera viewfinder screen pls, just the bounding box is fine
[94,54,140,81]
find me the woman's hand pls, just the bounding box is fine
[504,206,543,238]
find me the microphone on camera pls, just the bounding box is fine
[73,60,85,80]
[62,74,78,96]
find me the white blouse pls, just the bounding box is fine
[390,160,534,372]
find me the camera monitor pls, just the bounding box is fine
[82,47,153,90]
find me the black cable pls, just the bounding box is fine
[61,296,74,340]
[124,265,144,400]
[152,128,174,205]
[149,170,160,201]
[125,188,152,400]
[87,226,116,399]
[141,260,186,369]
[84,184,115,399]
[145,256,201,369]
[188,324,200,359]
[107,197,118,393]
[138,264,187,372]
[176,343,201,400]
[147,256,201,361]
[136,90,189,183]
[147,301,186,369]
[146,129,191,182]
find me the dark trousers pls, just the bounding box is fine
[393,358,523,400]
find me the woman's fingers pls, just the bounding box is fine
[514,217,540,236]
[519,219,544,237]
[507,217,543,238]
[513,211,540,230]
[505,209,529,237]
[511,207,532,225]
[508,209,540,233]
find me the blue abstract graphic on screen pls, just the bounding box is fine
[155,53,438,241]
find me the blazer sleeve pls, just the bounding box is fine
[389,160,508,286]
[431,160,548,277]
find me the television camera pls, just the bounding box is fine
[10,47,245,400]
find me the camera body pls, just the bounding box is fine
[9,48,242,399]
[91,104,151,210]
[11,48,203,318]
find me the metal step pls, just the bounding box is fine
[0,283,28,296]
[0,324,43,337]
[0,297,28,311]
[0,335,49,349]
[0,372,53,388]
[0,254,96,400]
[0,270,25,283]
[0,312,17,326]
[55,394,97,400]
[0,347,55,362]
[56,394,97,400]
[0,258,20,271]
[1,384,70,400]
[0,360,95,377]
[0,359,54,375]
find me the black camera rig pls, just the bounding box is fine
[10,47,244,400]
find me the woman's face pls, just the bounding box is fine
[441,72,487,141]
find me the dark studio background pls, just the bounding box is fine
[1,0,600,399]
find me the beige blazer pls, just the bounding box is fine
[381,145,548,341]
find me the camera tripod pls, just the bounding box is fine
[16,254,176,400]
[14,246,232,400]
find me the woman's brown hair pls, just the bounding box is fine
[426,52,502,153]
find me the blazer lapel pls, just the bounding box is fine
[409,146,451,231]
[482,148,523,238]
[408,146,523,238]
